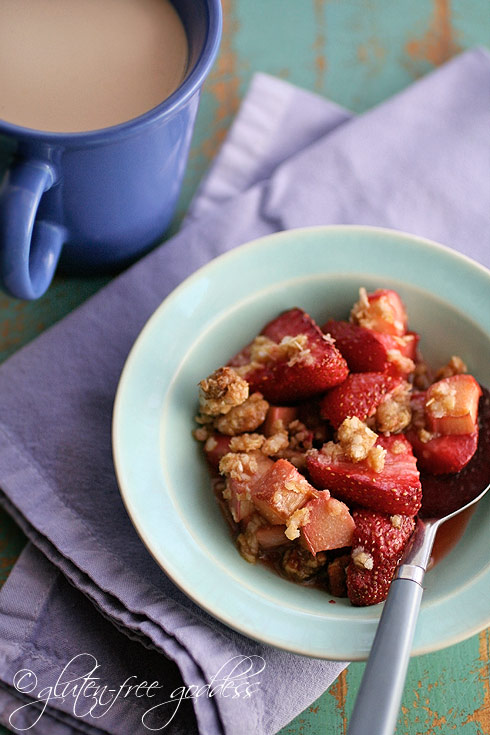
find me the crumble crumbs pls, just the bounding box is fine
[198,366,249,417]
[435,355,467,380]
[390,439,407,455]
[425,381,456,418]
[366,445,387,472]
[193,426,210,442]
[219,452,258,481]
[288,420,313,451]
[413,361,433,391]
[229,433,265,452]
[285,506,311,540]
[337,417,378,462]
[236,514,265,563]
[216,392,269,435]
[386,349,415,375]
[376,382,412,434]
[352,546,374,571]
[235,333,314,374]
[418,428,433,444]
[282,547,327,581]
[261,430,289,456]
[390,514,402,528]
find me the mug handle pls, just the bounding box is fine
[0,159,65,300]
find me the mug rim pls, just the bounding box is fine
[0,0,223,144]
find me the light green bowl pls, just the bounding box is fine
[112,225,490,660]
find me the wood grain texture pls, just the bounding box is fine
[0,2,489,734]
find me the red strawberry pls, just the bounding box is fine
[405,427,479,475]
[306,435,422,515]
[320,372,404,428]
[322,319,418,376]
[229,309,348,403]
[346,509,415,606]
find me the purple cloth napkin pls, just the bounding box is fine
[0,47,489,735]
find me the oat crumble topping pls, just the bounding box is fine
[352,546,374,571]
[418,428,433,444]
[435,355,467,381]
[229,433,265,452]
[390,439,407,455]
[285,506,311,540]
[219,452,258,481]
[366,445,387,473]
[261,430,289,456]
[386,349,415,375]
[193,426,210,442]
[216,392,269,435]
[337,417,378,462]
[376,382,412,434]
[236,514,265,563]
[425,381,456,418]
[390,514,402,528]
[282,547,327,581]
[198,366,249,417]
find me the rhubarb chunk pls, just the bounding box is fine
[251,458,318,524]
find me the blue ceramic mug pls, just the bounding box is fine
[0,0,222,300]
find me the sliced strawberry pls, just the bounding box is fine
[320,372,404,429]
[346,509,415,606]
[425,374,482,435]
[298,493,355,554]
[347,561,396,606]
[351,288,408,336]
[229,308,348,403]
[204,433,232,471]
[323,320,417,376]
[263,406,298,436]
[306,435,422,515]
[405,426,479,475]
[251,458,318,524]
[323,320,389,372]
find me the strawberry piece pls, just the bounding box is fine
[229,308,348,403]
[251,458,318,524]
[405,426,479,475]
[323,319,417,375]
[204,433,232,470]
[346,509,415,606]
[299,493,355,554]
[263,406,298,436]
[320,372,404,428]
[306,435,422,515]
[425,375,482,435]
[351,288,408,336]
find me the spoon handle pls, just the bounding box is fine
[346,573,424,735]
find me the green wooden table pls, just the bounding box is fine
[0,2,489,733]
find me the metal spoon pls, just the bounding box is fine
[347,397,490,735]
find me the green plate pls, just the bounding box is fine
[112,225,490,660]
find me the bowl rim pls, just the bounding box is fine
[113,224,490,660]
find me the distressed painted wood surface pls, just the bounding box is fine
[0,2,489,733]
